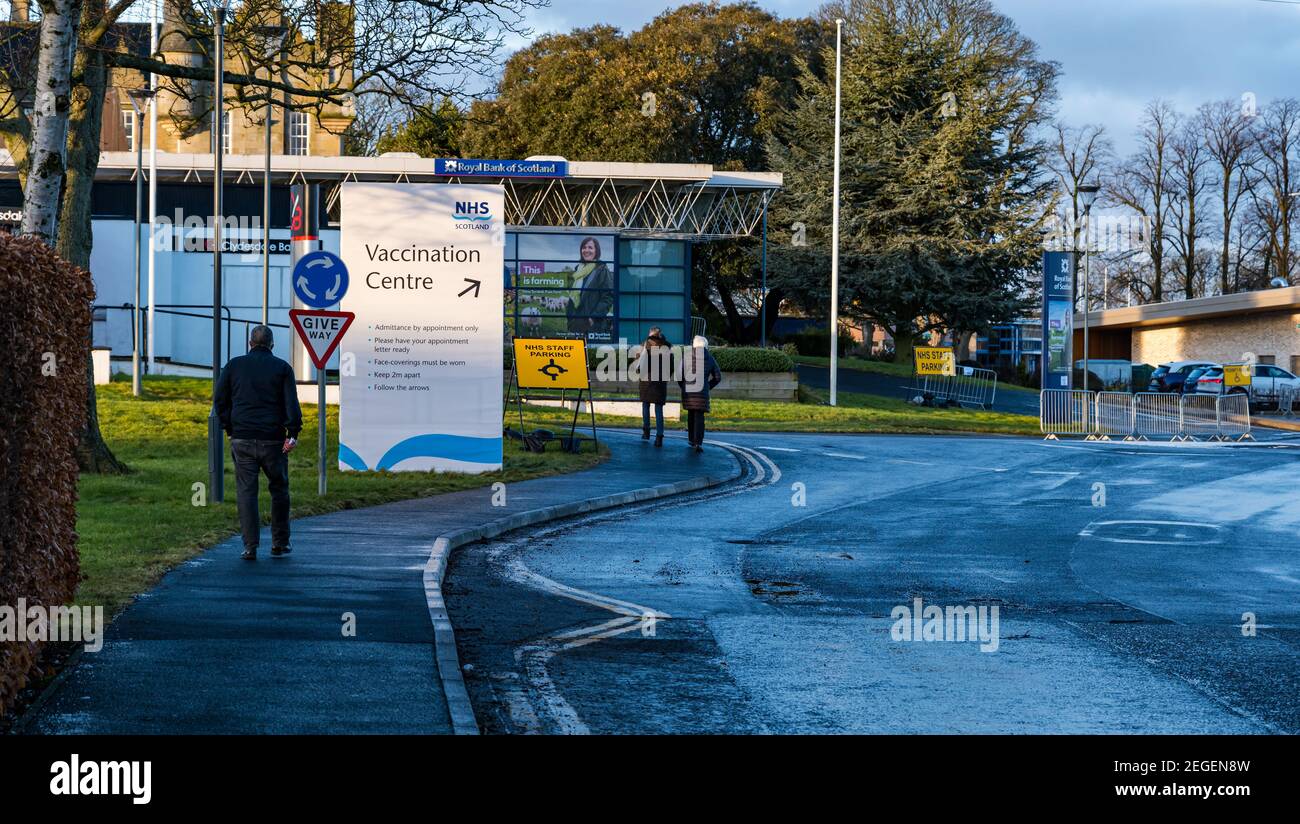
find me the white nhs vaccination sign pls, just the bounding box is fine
[338,182,505,473]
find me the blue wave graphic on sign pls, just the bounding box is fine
[339,436,502,470]
[338,443,369,471]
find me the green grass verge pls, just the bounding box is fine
[78,376,605,614]
[792,354,914,378]
[792,354,1039,392]
[515,385,1039,437]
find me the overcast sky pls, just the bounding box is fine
[510,0,1300,157]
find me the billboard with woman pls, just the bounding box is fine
[512,233,617,343]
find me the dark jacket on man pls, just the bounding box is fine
[637,334,672,405]
[680,347,722,412]
[215,346,303,441]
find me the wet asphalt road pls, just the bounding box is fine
[446,431,1300,734]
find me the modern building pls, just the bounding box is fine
[1076,286,1300,373]
[970,320,1042,373]
[0,151,779,375]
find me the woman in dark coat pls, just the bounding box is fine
[638,327,671,447]
[680,335,722,452]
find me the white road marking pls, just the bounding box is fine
[822,451,866,460]
[1078,519,1223,545]
[1029,470,1080,490]
[505,558,670,619]
[754,446,801,452]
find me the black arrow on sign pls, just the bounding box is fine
[458,278,482,298]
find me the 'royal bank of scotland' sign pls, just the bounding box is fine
[435,158,568,178]
[1042,251,1076,390]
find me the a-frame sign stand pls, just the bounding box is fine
[505,338,598,453]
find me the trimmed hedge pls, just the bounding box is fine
[0,233,93,716]
[711,346,794,373]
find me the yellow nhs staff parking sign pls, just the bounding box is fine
[915,346,956,377]
[513,338,590,389]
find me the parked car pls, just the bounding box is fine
[1182,364,1221,395]
[1148,361,1218,394]
[1195,364,1300,409]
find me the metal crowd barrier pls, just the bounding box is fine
[907,366,999,410]
[1180,394,1219,441]
[1216,393,1253,440]
[1133,392,1181,440]
[1041,389,1092,439]
[1259,386,1297,418]
[1094,392,1136,440]
[1043,390,1253,442]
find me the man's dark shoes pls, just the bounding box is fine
[654,435,663,447]
[240,548,257,560]
[641,427,651,440]
[271,545,292,557]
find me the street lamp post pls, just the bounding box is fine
[760,203,767,349]
[126,88,155,399]
[259,26,287,326]
[829,17,843,406]
[1078,183,1100,392]
[208,0,230,504]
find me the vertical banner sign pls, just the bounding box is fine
[338,183,505,472]
[1042,251,1076,390]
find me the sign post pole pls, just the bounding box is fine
[290,248,353,496]
[318,367,326,495]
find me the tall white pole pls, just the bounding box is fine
[830,18,843,407]
[146,0,158,370]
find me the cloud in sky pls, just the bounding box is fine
[507,0,1300,156]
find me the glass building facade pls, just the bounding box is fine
[503,231,690,347]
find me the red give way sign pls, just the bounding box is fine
[289,309,355,369]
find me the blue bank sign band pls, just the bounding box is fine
[293,250,350,308]
[338,182,505,473]
[1042,251,1075,390]
[435,158,568,178]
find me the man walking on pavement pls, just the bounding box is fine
[215,325,303,560]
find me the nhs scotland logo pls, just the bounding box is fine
[452,201,492,221]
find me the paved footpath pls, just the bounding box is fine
[24,433,738,735]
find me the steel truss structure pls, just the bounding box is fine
[20,151,781,241]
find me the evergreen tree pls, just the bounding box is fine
[767,0,1057,362]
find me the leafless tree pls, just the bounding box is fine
[1167,114,1212,299]
[18,0,82,241]
[1110,100,1179,303]
[1246,97,1300,286]
[1197,98,1258,295]
[1047,121,1112,254]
